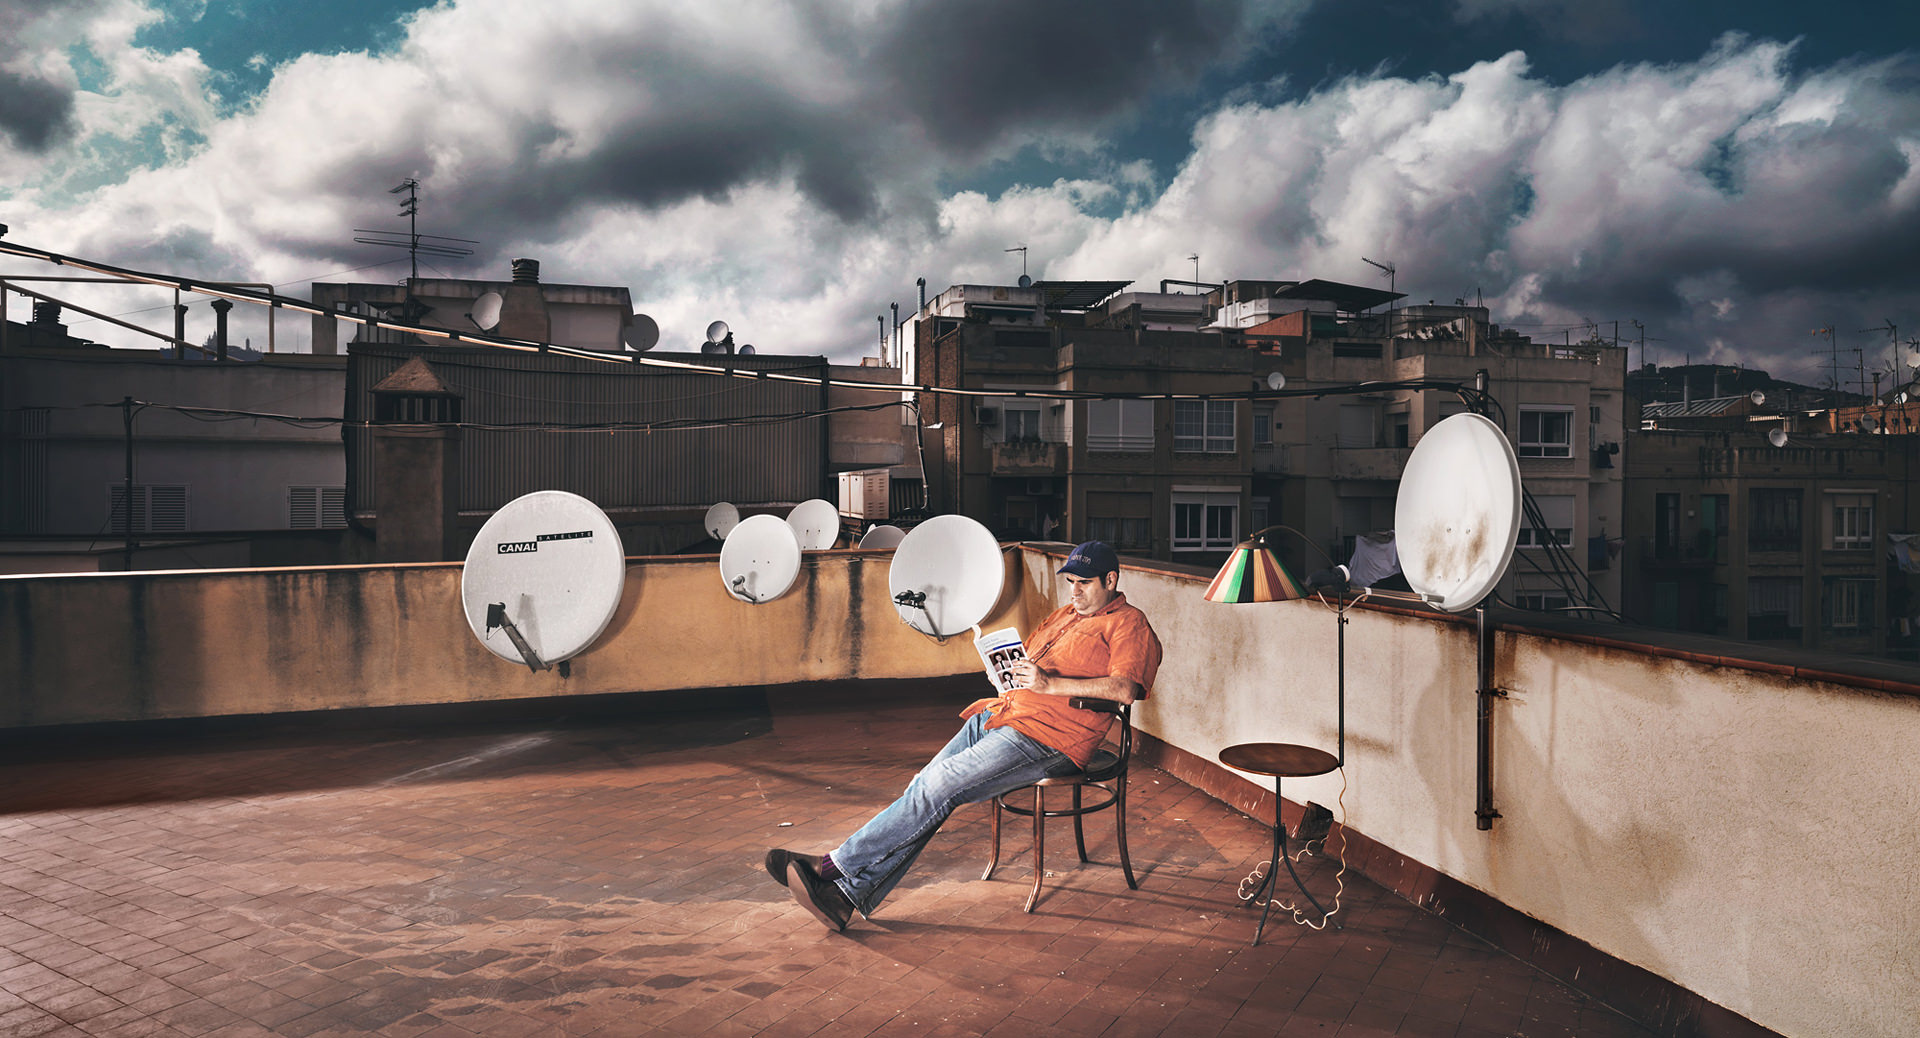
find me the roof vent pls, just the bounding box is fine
[31,301,62,327]
[510,258,540,284]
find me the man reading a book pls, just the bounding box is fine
[766,540,1162,931]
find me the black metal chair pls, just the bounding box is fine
[982,698,1138,912]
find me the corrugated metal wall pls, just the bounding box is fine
[347,346,826,514]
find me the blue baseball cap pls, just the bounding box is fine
[1057,541,1119,578]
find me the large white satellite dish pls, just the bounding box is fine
[468,291,504,332]
[625,312,660,352]
[720,514,802,603]
[1395,413,1521,613]
[787,498,840,551]
[889,514,1005,637]
[461,490,626,671]
[858,524,905,550]
[704,501,740,540]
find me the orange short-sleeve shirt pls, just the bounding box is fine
[961,592,1163,767]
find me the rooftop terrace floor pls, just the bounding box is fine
[0,679,1659,1038]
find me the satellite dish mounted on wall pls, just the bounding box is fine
[1768,428,1789,448]
[1267,371,1287,391]
[460,491,626,672]
[1394,413,1521,613]
[625,312,660,352]
[739,344,756,355]
[468,291,504,332]
[787,498,840,551]
[719,514,802,604]
[858,524,905,550]
[704,501,740,541]
[888,514,1005,638]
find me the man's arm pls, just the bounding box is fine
[1009,660,1142,705]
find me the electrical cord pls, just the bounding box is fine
[1235,767,1349,930]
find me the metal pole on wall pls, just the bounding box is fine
[121,396,137,570]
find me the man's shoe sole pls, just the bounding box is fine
[787,860,851,932]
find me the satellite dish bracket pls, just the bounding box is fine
[485,602,549,673]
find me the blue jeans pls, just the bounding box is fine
[831,709,1079,916]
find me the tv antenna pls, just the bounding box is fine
[1004,244,1027,280]
[1361,256,1395,295]
[1859,320,1898,387]
[1188,253,1200,285]
[354,178,477,280]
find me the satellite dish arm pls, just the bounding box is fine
[485,602,548,673]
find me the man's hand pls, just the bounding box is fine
[1010,659,1139,704]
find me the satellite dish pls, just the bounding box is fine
[1267,371,1286,391]
[468,291,504,331]
[739,344,756,355]
[1394,413,1521,613]
[858,524,906,550]
[787,498,840,551]
[706,320,730,344]
[1768,428,1789,448]
[719,514,802,603]
[1749,389,1766,406]
[625,312,660,352]
[704,501,740,540]
[889,514,1005,637]
[1861,414,1880,432]
[1898,391,1911,404]
[1018,274,1033,288]
[460,491,625,671]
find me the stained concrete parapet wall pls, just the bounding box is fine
[0,549,1029,727]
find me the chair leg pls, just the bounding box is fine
[1072,785,1089,862]
[1115,773,1137,890]
[983,795,1002,881]
[1024,785,1045,913]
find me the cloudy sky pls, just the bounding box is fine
[3,0,1918,388]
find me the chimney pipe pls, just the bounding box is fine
[211,299,233,362]
[511,258,540,284]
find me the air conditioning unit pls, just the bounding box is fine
[974,406,999,426]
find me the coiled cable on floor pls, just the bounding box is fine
[1235,767,1349,929]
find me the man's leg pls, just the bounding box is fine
[826,712,1075,917]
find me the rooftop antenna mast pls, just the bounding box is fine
[1188,253,1199,286]
[1859,320,1899,394]
[1362,255,1396,331]
[1005,244,1027,279]
[354,178,478,281]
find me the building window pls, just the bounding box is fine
[1517,494,1574,548]
[1518,406,1574,458]
[1748,488,1802,552]
[1086,491,1153,551]
[1336,405,1377,448]
[1826,492,1873,550]
[1002,404,1043,443]
[1391,412,1409,448]
[1253,407,1274,448]
[107,484,189,535]
[1747,576,1803,639]
[1087,399,1154,452]
[1172,489,1238,551]
[1516,591,1571,612]
[289,486,348,530]
[1824,577,1874,631]
[1174,400,1234,453]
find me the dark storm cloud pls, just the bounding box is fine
[0,66,76,150]
[873,0,1264,153]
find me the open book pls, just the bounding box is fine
[973,626,1028,696]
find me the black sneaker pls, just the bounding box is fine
[787,858,855,932]
[764,848,800,887]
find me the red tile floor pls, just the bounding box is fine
[0,679,1659,1037]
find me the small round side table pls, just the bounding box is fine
[1219,741,1340,944]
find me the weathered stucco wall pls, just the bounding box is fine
[1054,551,1919,1038]
[0,548,1029,726]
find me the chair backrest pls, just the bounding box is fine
[1068,697,1133,773]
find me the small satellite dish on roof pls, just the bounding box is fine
[1768,427,1789,448]
[1749,389,1766,406]
[468,291,504,332]
[889,514,1005,638]
[625,312,660,352]
[858,524,906,550]
[739,344,756,355]
[1018,274,1033,288]
[1861,414,1880,432]
[1267,371,1287,391]
[460,491,626,671]
[787,498,840,551]
[706,320,730,344]
[1395,413,1521,613]
[704,501,740,541]
[719,514,802,604]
